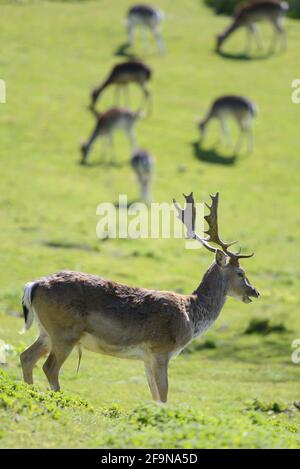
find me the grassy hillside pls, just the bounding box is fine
[0,0,299,448]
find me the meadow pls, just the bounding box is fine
[0,0,300,448]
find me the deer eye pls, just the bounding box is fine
[238,272,244,278]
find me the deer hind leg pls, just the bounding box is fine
[20,334,50,385]
[42,339,76,391]
[240,117,254,154]
[114,85,121,105]
[269,17,285,53]
[142,26,150,53]
[127,21,134,45]
[152,26,164,55]
[234,129,245,155]
[276,17,286,51]
[245,25,253,54]
[124,84,130,107]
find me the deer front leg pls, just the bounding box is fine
[144,360,160,401]
[147,353,170,403]
[128,127,137,152]
[218,116,230,148]
[245,25,253,54]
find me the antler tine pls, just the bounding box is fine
[204,193,237,251]
[173,192,196,239]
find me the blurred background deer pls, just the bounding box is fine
[90,60,152,111]
[216,1,289,55]
[130,149,154,203]
[126,4,165,54]
[80,107,143,164]
[198,95,257,155]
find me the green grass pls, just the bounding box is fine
[0,0,300,448]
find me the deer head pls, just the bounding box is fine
[173,192,260,304]
[216,33,225,52]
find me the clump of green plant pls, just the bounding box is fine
[101,403,213,448]
[128,403,202,428]
[0,370,93,419]
[246,398,289,414]
[102,404,125,419]
[244,318,287,335]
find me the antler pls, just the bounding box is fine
[173,192,196,239]
[173,192,254,261]
[204,193,253,260]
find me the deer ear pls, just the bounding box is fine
[215,250,227,268]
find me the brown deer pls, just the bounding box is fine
[20,193,259,403]
[198,95,257,155]
[126,4,165,54]
[216,1,289,54]
[80,107,142,164]
[130,149,154,203]
[90,61,152,110]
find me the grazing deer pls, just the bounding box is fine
[90,61,152,110]
[20,193,259,402]
[216,1,289,54]
[131,149,154,204]
[198,95,257,155]
[80,107,142,164]
[126,4,165,54]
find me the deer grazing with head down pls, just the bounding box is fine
[20,193,259,403]
[80,107,142,164]
[90,61,152,111]
[126,4,165,54]
[216,1,289,54]
[131,149,154,203]
[198,95,257,155]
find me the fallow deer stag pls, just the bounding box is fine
[126,4,165,54]
[90,61,152,111]
[216,1,289,54]
[80,107,142,164]
[198,95,257,155]
[20,193,259,402]
[131,149,154,204]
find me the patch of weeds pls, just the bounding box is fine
[0,370,93,420]
[101,403,219,448]
[130,250,159,260]
[246,398,289,414]
[244,318,287,335]
[102,404,125,419]
[128,403,201,428]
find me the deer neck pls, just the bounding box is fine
[222,20,240,42]
[189,262,228,337]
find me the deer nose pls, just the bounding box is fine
[251,288,260,298]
